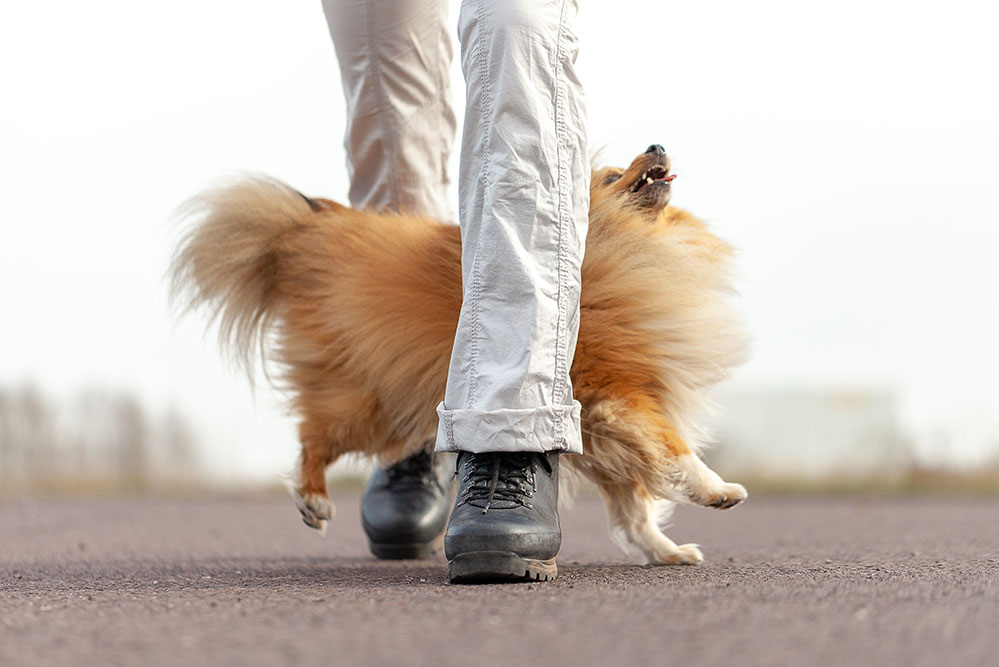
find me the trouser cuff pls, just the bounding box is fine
[434,402,583,454]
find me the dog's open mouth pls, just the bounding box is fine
[631,165,676,194]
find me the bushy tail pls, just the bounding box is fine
[169,175,316,373]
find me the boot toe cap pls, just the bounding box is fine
[362,491,450,544]
[444,511,561,560]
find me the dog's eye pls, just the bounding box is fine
[603,173,622,185]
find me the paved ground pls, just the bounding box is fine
[1,492,997,666]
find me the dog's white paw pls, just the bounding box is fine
[674,455,748,510]
[648,542,703,566]
[702,482,748,510]
[293,490,335,534]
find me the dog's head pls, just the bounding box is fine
[591,144,675,214]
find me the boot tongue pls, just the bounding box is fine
[461,452,535,511]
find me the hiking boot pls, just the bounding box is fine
[361,447,453,559]
[445,451,560,583]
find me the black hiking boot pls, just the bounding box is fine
[445,451,561,584]
[361,447,453,559]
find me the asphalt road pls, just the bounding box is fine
[1,492,997,666]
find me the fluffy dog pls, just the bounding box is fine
[171,147,748,565]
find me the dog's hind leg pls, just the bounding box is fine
[291,418,343,533]
[598,482,703,565]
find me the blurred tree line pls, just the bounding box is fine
[0,385,199,493]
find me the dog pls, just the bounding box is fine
[170,146,749,565]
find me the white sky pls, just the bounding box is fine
[2,0,997,479]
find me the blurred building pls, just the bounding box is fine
[711,386,908,478]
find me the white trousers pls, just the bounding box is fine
[322,0,589,454]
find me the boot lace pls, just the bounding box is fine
[383,449,444,493]
[456,453,541,513]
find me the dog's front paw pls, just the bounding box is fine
[673,455,748,510]
[648,542,703,566]
[293,490,335,534]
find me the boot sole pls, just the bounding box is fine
[447,551,557,584]
[368,540,440,560]
[369,527,446,560]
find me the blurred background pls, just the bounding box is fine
[1,0,997,495]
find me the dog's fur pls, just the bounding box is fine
[171,148,748,565]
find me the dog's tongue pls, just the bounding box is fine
[662,174,677,182]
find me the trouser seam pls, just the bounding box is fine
[551,0,571,449]
[442,409,456,449]
[465,0,493,407]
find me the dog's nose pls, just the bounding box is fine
[645,144,666,157]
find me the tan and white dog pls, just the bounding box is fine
[171,147,748,565]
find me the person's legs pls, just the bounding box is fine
[436,0,589,455]
[322,0,456,560]
[440,0,589,582]
[322,0,455,221]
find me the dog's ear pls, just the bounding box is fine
[590,166,624,188]
[297,191,345,213]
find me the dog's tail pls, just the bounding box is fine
[169,175,330,375]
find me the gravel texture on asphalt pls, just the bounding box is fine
[1,492,997,666]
